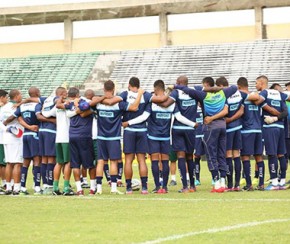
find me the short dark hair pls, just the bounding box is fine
[256,75,268,82]
[216,76,229,87]
[9,89,20,99]
[237,77,248,88]
[104,80,115,91]
[154,79,165,91]
[129,77,140,88]
[285,82,290,87]
[0,89,8,98]
[68,87,79,98]
[269,83,281,89]
[202,77,214,87]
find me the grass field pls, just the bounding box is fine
[1,161,290,244]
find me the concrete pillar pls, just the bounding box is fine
[159,12,169,46]
[64,18,73,53]
[255,7,265,39]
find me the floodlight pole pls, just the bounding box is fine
[255,6,265,39]
[64,18,73,53]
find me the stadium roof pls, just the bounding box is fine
[1,0,290,27]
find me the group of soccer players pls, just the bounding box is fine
[0,74,289,196]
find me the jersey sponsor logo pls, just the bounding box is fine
[182,100,196,107]
[248,105,258,111]
[271,100,280,107]
[99,111,114,118]
[196,118,203,123]
[227,91,242,104]
[230,104,239,111]
[156,112,171,119]
[23,111,31,118]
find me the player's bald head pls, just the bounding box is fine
[176,76,188,86]
[28,86,40,97]
[84,89,95,100]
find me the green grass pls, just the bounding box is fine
[1,161,290,243]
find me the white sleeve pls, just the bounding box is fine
[128,111,150,125]
[66,110,77,118]
[174,112,196,128]
[0,122,7,132]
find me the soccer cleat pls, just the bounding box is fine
[76,190,84,196]
[157,188,164,194]
[195,180,201,186]
[255,185,264,191]
[43,187,53,195]
[169,180,177,186]
[89,189,96,196]
[211,179,215,186]
[279,184,287,190]
[239,178,246,187]
[162,187,168,193]
[34,190,43,195]
[211,187,225,193]
[12,191,20,195]
[224,187,233,192]
[126,188,133,194]
[63,189,75,196]
[117,181,124,187]
[52,190,62,196]
[151,188,160,193]
[189,186,196,192]
[233,186,241,192]
[5,190,13,195]
[141,188,149,195]
[0,188,5,195]
[178,188,189,193]
[19,190,29,195]
[242,185,254,191]
[110,189,124,195]
[265,184,279,191]
[81,182,90,189]
[252,178,259,187]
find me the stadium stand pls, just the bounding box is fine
[0,52,100,97]
[110,39,290,92]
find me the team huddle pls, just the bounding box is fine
[0,74,290,196]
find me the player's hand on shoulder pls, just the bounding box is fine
[138,88,145,94]
[204,116,212,125]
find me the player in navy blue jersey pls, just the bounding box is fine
[4,87,42,195]
[256,75,290,190]
[216,77,244,191]
[91,80,144,195]
[126,80,197,193]
[172,77,238,193]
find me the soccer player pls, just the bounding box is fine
[93,80,144,195]
[172,77,238,193]
[0,89,24,195]
[169,147,177,186]
[65,87,98,196]
[53,87,74,196]
[4,87,42,195]
[256,75,289,190]
[126,80,197,193]
[216,77,244,191]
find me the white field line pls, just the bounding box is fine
[137,218,290,244]
[9,195,290,202]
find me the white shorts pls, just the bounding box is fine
[4,143,23,163]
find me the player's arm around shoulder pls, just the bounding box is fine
[127,88,144,111]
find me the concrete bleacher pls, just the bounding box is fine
[110,39,290,92]
[0,52,100,97]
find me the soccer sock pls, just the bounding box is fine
[257,161,265,186]
[178,158,187,188]
[6,182,12,191]
[14,183,20,192]
[111,175,117,192]
[75,181,82,192]
[140,176,148,189]
[226,158,233,188]
[268,155,278,179]
[194,157,201,181]
[117,161,123,181]
[34,166,41,187]
[161,160,169,189]
[63,180,70,192]
[96,176,103,185]
[278,156,287,180]
[83,177,88,184]
[53,180,59,191]
[47,163,55,187]
[21,166,28,188]
[171,175,176,181]
[126,179,132,189]
[254,162,259,178]
[103,164,111,182]
[41,163,47,186]
[233,157,241,187]
[90,179,96,191]
[220,177,226,188]
[243,160,251,186]
[187,159,195,187]
[211,170,219,182]
[151,160,160,189]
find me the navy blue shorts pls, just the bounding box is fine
[39,131,56,157]
[226,130,242,150]
[148,139,170,155]
[195,135,205,156]
[123,130,148,154]
[241,132,263,156]
[23,133,40,159]
[69,137,94,169]
[263,127,286,155]
[97,139,121,161]
[172,129,195,153]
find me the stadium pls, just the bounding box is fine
[1,0,290,243]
